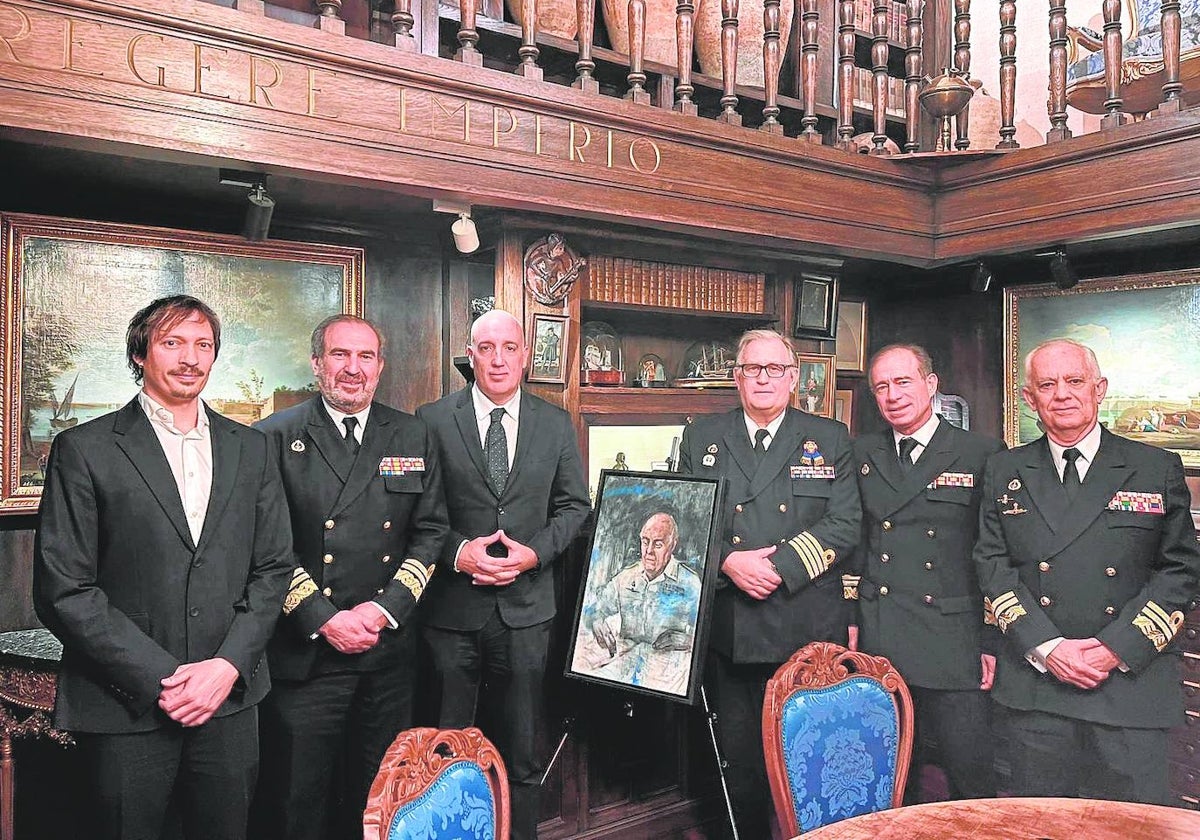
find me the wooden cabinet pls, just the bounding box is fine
[1172,602,1200,810]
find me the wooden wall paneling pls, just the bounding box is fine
[0,527,37,632]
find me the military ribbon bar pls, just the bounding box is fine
[1106,491,1164,514]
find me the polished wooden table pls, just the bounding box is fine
[0,629,68,840]
[796,797,1200,839]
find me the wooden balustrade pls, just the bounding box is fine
[212,0,1200,156]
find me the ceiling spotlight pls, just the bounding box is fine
[243,181,275,241]
[970,260,993,293]
[433,198,480,254]
[1049,249,1078,290]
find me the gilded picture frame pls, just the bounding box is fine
[835,387,855,432]
[1,213,364,514]
[835,299,868,374]
[794,352,837,419]
[1004,269,1200,469]
[565,470,725,705]
[527,312,569,385]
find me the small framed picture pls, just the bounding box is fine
[566,470,725,704]
[794,353,836,419]
[835,388,855,432]
[792,272,839,340]
[528,313,570,384]
[836,299,868,374]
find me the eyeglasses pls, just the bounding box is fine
[735,363,796,378]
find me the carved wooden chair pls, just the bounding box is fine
[762,642,914,836]
[363,727,511,840]
[1067,0,1200,115]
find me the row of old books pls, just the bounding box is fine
[586,255,765,314]
[851,0,913,44]
[850,68,908,118]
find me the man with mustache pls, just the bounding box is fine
[251,315,448,839]
[34,295,293,840]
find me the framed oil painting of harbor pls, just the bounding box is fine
[1,213,364,514]
[566,470,725,705]
[1004,269,1200,470]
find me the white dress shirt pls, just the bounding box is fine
[891,412,941,465]
[321,401,371,445]
[139,391,213,545]
[742,409,787,451]
[472,386,520,468]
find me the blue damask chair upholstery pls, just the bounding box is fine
[762,642,914,836]
[363,727,511,840]
[1067,0,1200,114]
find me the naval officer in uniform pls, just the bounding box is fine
[974,338,1200,803]
[679,328,861,837]
[846,343,1003,801]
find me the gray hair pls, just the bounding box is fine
[736,329,795,362]
[868,343,934,381]
[310,315,386,358]
[1023,338,1102,387]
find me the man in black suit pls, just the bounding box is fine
[679,328,861,837]
[252,315,447,840]
[416,309,589,840]
[846,344,1003,801]
[34,296,293,840]
[975,338,1200,803]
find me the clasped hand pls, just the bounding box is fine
[319,603,386,654]
[457,530,537,586]
[158,657,239,727]
[1045,637,1120,690]
[721,545,782,600]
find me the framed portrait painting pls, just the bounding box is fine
[793,272,839,340]
[566,470,725,704]
[794,353,836,419]
[1,213,364,514]
[528,313,569,384]
[836,299,868,374]
[1004,269,1200,469]
[835,388,855,431]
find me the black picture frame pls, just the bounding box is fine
[565,470,725,705]
[792,272,840,340]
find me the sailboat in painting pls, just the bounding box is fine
[50,374,79,431]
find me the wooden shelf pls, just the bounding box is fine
[580,386,742,416]
[582,300,773,321]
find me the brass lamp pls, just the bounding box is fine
[919,69,974,152]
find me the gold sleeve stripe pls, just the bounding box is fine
[841,574,860,601]
[787,531,833,581]
[1133,600,1185,653]
[988,591,1027,633]
[284,567,318,615]
[393,559,435,601]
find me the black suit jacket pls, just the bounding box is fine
[415,388,590,631]
[974,429,1200,728]
[679,407,862,664]
[254,397,448,680]
[34,399,293,733]
[849,420,1004,689]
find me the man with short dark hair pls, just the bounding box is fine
[680,328,861,837]
[34,295,292,840]
[252,314,447,840]
[975,338,1200,803]
[847,343,1003,802]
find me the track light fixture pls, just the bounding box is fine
[219,169,275,241]
[1049,249,1078,290]
[969,260,993,293]
[433,199,480,254]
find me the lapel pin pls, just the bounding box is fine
[707,444,719,454]
[702,454,716,467]
[290,439,306,453]
[1008,478,1021,492]
[861,463,870,475]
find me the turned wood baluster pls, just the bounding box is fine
[517,0,544,79]
[675,0,699,114]
[456,0,483,65]
[626,0,652,103]
[836,0,856,150]
[762,0,783,133]
[1100,0,1126,127]
[719,0,742,125]
[391,0,416,50]
[313,0,344,33]
[904,0,923,152]
[953,0,972,149]
[1156,0,1183,114]
[315,0,341,17]
[996,0,1019,148]
[575,0,600,92]
[870,0,889,154]
[800,0,820,141]
[1046,0,1071,140]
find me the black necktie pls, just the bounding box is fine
[342,416,360,454]
[485,407,509,496]
[753,428,769,463]
[897,437,917,473]
[1062,447,1082,500]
